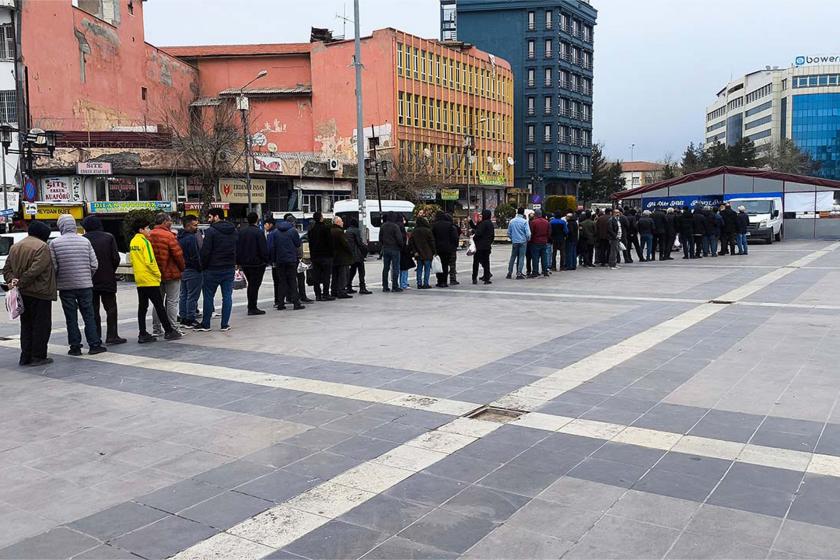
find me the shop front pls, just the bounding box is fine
[23,201,85,225]
[290,178,352,214]
[87,201,176,250]
[219,178,267,223]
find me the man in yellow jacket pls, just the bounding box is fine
[129,217,182,344]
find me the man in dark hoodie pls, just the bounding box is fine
[379,211,404,292]
[329,216,354,299]
[196,208,237,332]
[177,215,203,328]
[431,212,457,287]
[268,215,305,310]
[82,216,125,345]
[471,209,495,284]
[236,212,269,315]
[308,211,335,301]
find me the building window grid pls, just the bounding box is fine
[745,114,772,130]
[545,67,552,87]
[745,100,773,118]
[706,120,726,133]
[545,10,553,30]
[528,40,535,59]
[0,90,16,123]
[0,25,13,60]
[745,83,772,104]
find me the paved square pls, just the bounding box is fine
[2,241,840,559]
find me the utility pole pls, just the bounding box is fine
[353,0,368,243]
[240,107,253,214]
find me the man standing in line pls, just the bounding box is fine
[595,209,610,266]
[4,221,56,366]
[652,207,667,261]
[721,203,739,255]
[345,218,371,295]
[196,208,237,332]
[471,209,495,284]
[636,210,655,262]
[578,211,595,267]
[736,205,750,255]
[627,208,643,262]
[50,215,106,356]
[283,214,314,304]
[149,213,185,336]
[329,216,354,299]
[82,216,125,345]
[663,207,677,260]
[506,207,530,279]
[177,215,203,329]
[618,209,633,264]
[380,211,404,292]
[268,213,306,310]
[608,209,622,269]
[236,211,269,315]
[308,211,335,301]
[448,218,461,286]
[549,211,567,271]
[528,210,551,277]
[129,217,182,343]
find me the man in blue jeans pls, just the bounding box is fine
[378,212,404,292]
[506,208,530,279]
[196,209,237,332]
[736,205,750,255]
[49,215,106,355]
[177,215,203,328]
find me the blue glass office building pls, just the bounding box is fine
[792,92,840,181]
[446,0,597,200]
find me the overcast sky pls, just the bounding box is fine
[144,0,840,163]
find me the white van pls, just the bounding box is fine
[728,196,784,243]
[0,231,60,271]
[333,199,415,253]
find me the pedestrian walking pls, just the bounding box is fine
[736,206,750,255]
[345,219,371,295]
[506,208,530,279]
[50,215,106,356]
[637,210,655,262]
[410,216,435,289]
[177,215,203,328]
[268,214,306,310]
[565,213,579,270]
[236,211,269,315]
[329,216,354,298]
[432,212,457,287]
[471,209,494,284]
[196,208,237,332]
[129,217,181,343]
[308,211,335,301]
[529,210,551,277]
[3,221,56,366]
[82,216,125,345]
[149,212,185,335]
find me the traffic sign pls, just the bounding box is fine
[0,208,15,217]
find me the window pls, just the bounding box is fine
[398,92,404,125]
[727,97,744,111]
[413,95,419,126]
[108,177,136,201]
[745,100,772,117]
[559,13,568,31]
[528,11,535,30]
[544,124,551,142]
[420,50,426,80]
[544,96,552,115]
[544,68,552,87]
[746,129,772,142]
[527,151,535,170]
[0,24,13,60]
[745,83,772,104]
[582,104,591,121]
[582,51,591,70]
[436,100,442,131]
[127,0,134,14]
[571,19,579,36]
[707,106,727,121]
[141,87,147,101]
[527,97,535,116]
[137,178,162,201]
[435,55,441,84]
[543,151,552,170]
[545,10,553,29]
[745,114,772,130]
[559,152,568,170]
[558,97,567,117]
[706,120,726,133]
[527,124,535,143]
[528,40,535,59]
[0,90,16,123]
[413,48,419,79]
[545,39,552,59]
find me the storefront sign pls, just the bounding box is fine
[76,162,113,175]
[88,201,175,214]
[441,189,459,201]
[183,202,230,211]
[253,156,284,173]
[418,189,437,201]
[42,177,71,202]
[1,192,20,212]
[642,194,723,210]
[795,54,840,66]
[479,174,507,186]
[219,178,266,204]
[25,203,84,221]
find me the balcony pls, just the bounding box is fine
[528,51,535,60]
[558,134,571,144]
[527,79,535,87]
[544,107,552,116]
[545,50,553,59]
[527,134,535,143]
[527,22,536,31]
[527,107,536,116]
[559,79,570,90]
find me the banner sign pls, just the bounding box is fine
[441,189,459,201]
[42,177,71,202]
[88,201,175,214]
[1,192,20,212]
[76,162,112,175]
[183,202,230,211]
[479,174,507,186]
[24,203,84,221]
[253,156,283,173]
[219,178,267,204]
[641,194,723,210]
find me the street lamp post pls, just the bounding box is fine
[237,70,268,215]
[0,126,56,230]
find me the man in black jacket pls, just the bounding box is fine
[619,209,633,264]
[627,208,643,262]
[652,208,667,261]
[432,212,458,287]
[268,216,305,310]
[472,209,495,284]
[236,212,269,315]
[664,208,676,260]
[197,208,237,332]
[82,216,125,345]
[721,203,739,255]
[308,212,335,301]
[345,219,371,295]
[283,214,314,303]
[329,217,354,299]
[378,212,404,292]
[177,215,202,328]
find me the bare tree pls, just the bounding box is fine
[760,138,820,176]
[385,147,470,203]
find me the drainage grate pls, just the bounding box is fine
[466,405,525,424]
[709,299,734,305]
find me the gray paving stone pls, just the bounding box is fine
[477,463,562,498]
[285,519,386,560]
[505,447,585,476]
[666,530,769,559]
[68,501,168,540]
[398,508,497,554]
[363,422,429,444]
[634,466,719,502]
[423,453,504,483]
[708,478,795,517]
[815,423,840,456]
[567,457,648,489]
[532,433,605,456]
[572,514,680,558]
[339,494,432,534]
[263,549,308,560]
[191,459,276,488]
[537,477,625,512]
[242,443,313,469]
[281,428,354,451]
[632,403,709,434]
[282,451,360,482]
[440,485,529,523]
[723,462,804,493]
[656,451,732,481]
[135,478,225,514]
[385,473,467,506]
[592,441,667,469]
[321,414,388,435]
[360,536,457,560]
[505,498,602,541]
[327,436,397,461]
[606,490,699,530]
[688,409,764,443]
[787,474,840,529]
[461,524,574,559]
[71,544,140,559]
[773,519,840,558]
[179,490,273,530]
[0,528,99,560]
[684,504,783,549]
[111,515,217,559]
[235,469,317,502]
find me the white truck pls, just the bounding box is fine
[728,196,784,244]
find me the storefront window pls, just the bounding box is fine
[95,178,107,201]
[108,177,136,201]
[138,178,162,201]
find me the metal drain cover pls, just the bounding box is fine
[466,406,525,424]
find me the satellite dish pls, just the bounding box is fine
[267,143,278,153]
[251,132,267,147]
[487,156,494,164]
[507,157,515,166]
[493,163,503,172]
[423,148,432,158]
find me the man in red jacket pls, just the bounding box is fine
[148,212,186,335]
[529,210,551,278]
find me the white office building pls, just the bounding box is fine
[704,57,840,180]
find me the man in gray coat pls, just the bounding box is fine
[50,214,106,355]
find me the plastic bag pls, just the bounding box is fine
[233,269,247,290]
[5,286,23,320]
[466,237,477,256]
[431,255,443,275]
[297,260,311,274]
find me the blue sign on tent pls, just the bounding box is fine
[641,194,724,210]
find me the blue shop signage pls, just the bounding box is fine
[641,194,724,210]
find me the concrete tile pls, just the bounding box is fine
[150,449,232,478]
[538,477,625,512]
[788,475,840,529]
[180,491,273,530]
[634,466,719,502]
[71,544,139,559]
[364,422,430,444]
[111,515,218,559]
[505,499,602,541]
[477,463,561,498]
[328,436,398,461]
[282,451,360,483]
[398,509,497,554]
[423,453,504,483]
[235,469,317,503]
[192,459,276,488]
[462,524,574,559]
[723,462,804,492]
[688,409,763,443]
[567,457,648,489]
[575,515,680,558]
[592,441,667,469]
[285,520,386,560]
[440,485,529,523]
[666,531,769,559]
[136,478,225,514]
[0,528,99,560]
[774,519,840,558]
[68,501,167,540]
[708,478,794,517]
[685,504,783,549]
[340,494,432,534]
[385,473,467,506]
[606,490,699,530]
[281,428,353,451]
[361,536,457,560]
[242,443,313,469]
[0,510,55,550]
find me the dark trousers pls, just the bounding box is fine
[622,238,633,263]
[581,242,594,266]
[472,249,491,280]
[297,272,310,301]
[565,241,578,270]
[179,269,202,323]
[693,235,704,257]
[348,261,366,289]
[552,239,566,270]
[242,266,265,311]
[448,252,458,282]
[92,290,119,342]
[137,286,172,335]
[19,295,51,364]
[274,263,299,306]
[435,251,452,286]
[331,265,348,296]
[311,257,333,298]
[382,248,401,289]
[663,234,674,259]
[630,233,643,261]
[59,288,101,350]
[680,234,694,258]
[597,239,610,265]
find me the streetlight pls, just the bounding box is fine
[237,70,268,214]
[0,125,57,228]
[464,116,488,222]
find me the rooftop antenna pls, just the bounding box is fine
[336,4,348,40]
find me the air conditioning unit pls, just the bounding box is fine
[328,159,339,172]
